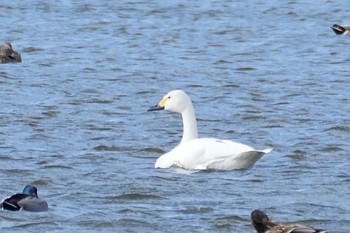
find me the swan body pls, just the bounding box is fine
[1,185,48,212]
[148,90,272,170]
[251,210,327,233]
[331,24,350,36]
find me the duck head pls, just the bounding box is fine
[251,210,275,233]
[0,42,22,62]
[22,185,38,197]
[0,42,13,56]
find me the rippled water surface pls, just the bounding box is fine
[1,0,349,232]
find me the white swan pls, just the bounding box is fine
[148,90,272,170]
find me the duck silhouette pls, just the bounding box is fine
[0,42,22,63]
[251,210,327,233]
[1,185,48,212]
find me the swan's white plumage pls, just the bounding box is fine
[149,90,272,170]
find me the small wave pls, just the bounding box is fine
[42,164,73,169]
[139,147,165,154]
[22,47,44,53]
[319,145,344,152]
[235,67,256,71]
[326,125,350,133]
[94,145,131,152]
[108,193,163,201]
[180,206,213,214]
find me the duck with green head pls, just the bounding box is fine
[0,185,48,212]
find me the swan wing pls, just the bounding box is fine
[197,150,266,170]
[155,138,272,170]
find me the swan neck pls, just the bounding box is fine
[180,105,198,144]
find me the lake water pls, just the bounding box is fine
[0,0,349,232]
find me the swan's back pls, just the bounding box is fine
[155,138,271,170]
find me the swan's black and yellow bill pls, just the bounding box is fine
[148,105,164,111]
[148,97,167,111]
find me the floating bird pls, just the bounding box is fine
[251,210,327,233]
[148,90,272,170]
[0,42,22,63]
[1,185,48,212]
[331,24,350,36]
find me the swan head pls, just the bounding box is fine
[148,90,191,113]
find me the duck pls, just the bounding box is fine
[0,185,48,212]
[331,24,350,36]
[251,210,327,233]
[0,42,22,63]
[148,90,272,170]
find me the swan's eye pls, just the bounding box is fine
[167,96,171,99]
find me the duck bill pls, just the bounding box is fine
[264,220,277,227]
[148,105,164,111]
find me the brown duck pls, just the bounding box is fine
[251,210,327,233]
[0,42,22,63]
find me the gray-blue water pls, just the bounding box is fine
[0,0,349,232]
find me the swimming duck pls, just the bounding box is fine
[148,90,272,170]
[251,210,327,233]
[331,24,350,36]
[0,42,22,63]
[1,185,48,212]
